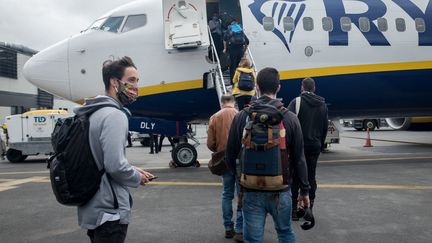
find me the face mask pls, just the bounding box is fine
[115,80,138,105]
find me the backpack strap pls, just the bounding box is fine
[106,173,119,209]
[87,103,122,210]
[295,97,301,116]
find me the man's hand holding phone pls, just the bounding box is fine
[134,166,156,185]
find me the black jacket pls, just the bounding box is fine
[225,96,310,195]
[288,92,328,153]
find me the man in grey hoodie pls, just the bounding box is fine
[74,56,154,243]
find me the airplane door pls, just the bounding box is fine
[163,0,210,50]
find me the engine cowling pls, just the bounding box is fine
[385,118,412,130]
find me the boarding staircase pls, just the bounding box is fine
[207,27,258,107]
[207,27,227,107]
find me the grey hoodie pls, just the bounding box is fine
[74,95,141,230]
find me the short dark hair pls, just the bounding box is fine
[302,77,315,92]
[257,67,280,95]
[102,56,137,91]
[221,95,235,104]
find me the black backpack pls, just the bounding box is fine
[237,71,255,91]
[229,24,246,45]
[48,105,118,208]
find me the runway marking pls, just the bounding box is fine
[147,182,432,190]
[318,184,432,190]
[0,176,47,192]
[341,136,432,146]
[0,177,431,192]
[149,181,222,186]
[1,155,431,176]
[0,171,48,175]
[319,156,432,164]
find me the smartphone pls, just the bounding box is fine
[148,176,158,181]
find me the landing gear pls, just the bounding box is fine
[171,143,198,167]
[170,124,200,168]
[363,119,377,131]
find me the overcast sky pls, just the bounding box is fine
[0,0,134,51]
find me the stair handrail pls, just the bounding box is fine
[207,26,227,101]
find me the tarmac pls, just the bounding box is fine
[0,126,431,243]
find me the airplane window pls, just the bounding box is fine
[359,17,370,32]
[396,18,406,32]
[262,17,274,31]
[322,17,333,32]
[377,18,388,32]
[100,16,124,33]
[88,18,107,31]
[415,18,426,33]
[122,14,147,32]
[341,17,352,32]
[303,17,314,31]
[283,17,295,31]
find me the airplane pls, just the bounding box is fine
[23,0,432,166]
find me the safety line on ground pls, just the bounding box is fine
[319,156,432,163]
[1,177,432,192]
[0,176,47,192]
[1,155,431,176]
[318,184,432,190]
[341,136,432,146]
[0,171,48,175]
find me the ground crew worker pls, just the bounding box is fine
[288,77,328,218]
[226,68,310,242]
[207,95,244,242]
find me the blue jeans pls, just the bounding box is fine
[222,171,243,233]
[243,190,295,243]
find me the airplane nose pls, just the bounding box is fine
[23,38,72,100]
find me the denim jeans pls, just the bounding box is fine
[222,170,243,233]
[243,190,295,243]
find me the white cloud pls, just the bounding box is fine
[0,0,132,51]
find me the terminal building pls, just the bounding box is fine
[0,42,77,123]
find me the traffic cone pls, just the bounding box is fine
[364,128,373,147]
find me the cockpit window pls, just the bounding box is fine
[88,18,107,31]
[100,16,125,33]
[122,14,147,32]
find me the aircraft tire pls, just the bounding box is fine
[6,149,27,163]
[363,120,377,131]
[171,143,197,167]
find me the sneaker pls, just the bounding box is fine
[234,233,244,242]
[292,208,299,221]
[225,230,235,239]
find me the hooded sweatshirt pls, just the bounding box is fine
[288,92,328,153]
[74,95,141,230]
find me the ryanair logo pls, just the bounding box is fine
[249,0,306,53]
